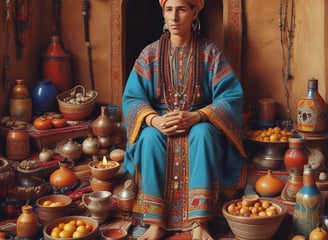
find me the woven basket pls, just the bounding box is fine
[57,85,97,120]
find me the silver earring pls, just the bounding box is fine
[192,18,200,32]
[163,23,169,33]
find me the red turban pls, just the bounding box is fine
[159,0,204,11]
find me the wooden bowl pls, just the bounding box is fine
[36,194,72,225]
[88,161,120,181]
[222,197,288,240]
[43,215,99,240]
[89,177,116,192]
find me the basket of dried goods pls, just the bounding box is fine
[57,85,97,120]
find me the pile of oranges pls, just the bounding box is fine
[226,198,281,217]
[245,126,293,142]
[49,219,93,238]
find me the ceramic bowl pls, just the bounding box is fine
[43,216,99,240]
[36,194,72,225]
[89,177,116,192]
[88,160,120,181]
[101,228,128,240]
[222,197,288,240]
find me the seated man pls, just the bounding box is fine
[121,0,247,239]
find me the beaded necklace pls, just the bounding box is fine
[158,32,202,111]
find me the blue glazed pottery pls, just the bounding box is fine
[32,79,58,116]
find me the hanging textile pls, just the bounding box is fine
[223,0,243,80]
[2,0,11,90]
[15,0,32,59]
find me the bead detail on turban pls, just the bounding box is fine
[159,0,204,11]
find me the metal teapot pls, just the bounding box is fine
[56,138,82,161]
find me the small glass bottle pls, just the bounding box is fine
[292,164,323,238]
[297,78,327,132]
[16,205,38,239]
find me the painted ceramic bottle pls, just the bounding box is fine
[297,78,327,132]
[16,205,38,239]
[43,35,73,93]
[284,137,308,175]
[292,165,323,238]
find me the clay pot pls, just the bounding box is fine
[284,137,308,175]
[88,160,120,181]
[92,106,115,137]
[101,228,128,240]
[49,164,77,188]
[255,170,285,197]
[51,116,67,128]
[36,194,72,225]
[6,129,30,161]
[33,116,53,130]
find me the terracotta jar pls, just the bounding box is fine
[43,35,73,93]
[6,129,30,161]
[16,205,38,239]
[284,137,308,175]
[92,106,115,137]
[255,170,285,197]
[12,79,29,99]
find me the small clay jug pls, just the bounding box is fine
[16,205,38,239]
[92,106,115,137]
[255,170,285,197]
[12,79,29,99]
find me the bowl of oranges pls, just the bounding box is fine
[36,194,72,225]
[43,215,99,240]
[222,196,288,240]
[244,126,295,169]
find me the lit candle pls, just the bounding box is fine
[103,156,108,168]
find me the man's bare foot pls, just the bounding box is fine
[191,222,213,240]
[137,225,165,240]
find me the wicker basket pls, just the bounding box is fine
[57,85,97,120]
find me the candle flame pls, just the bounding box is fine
[103,156,108,167]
